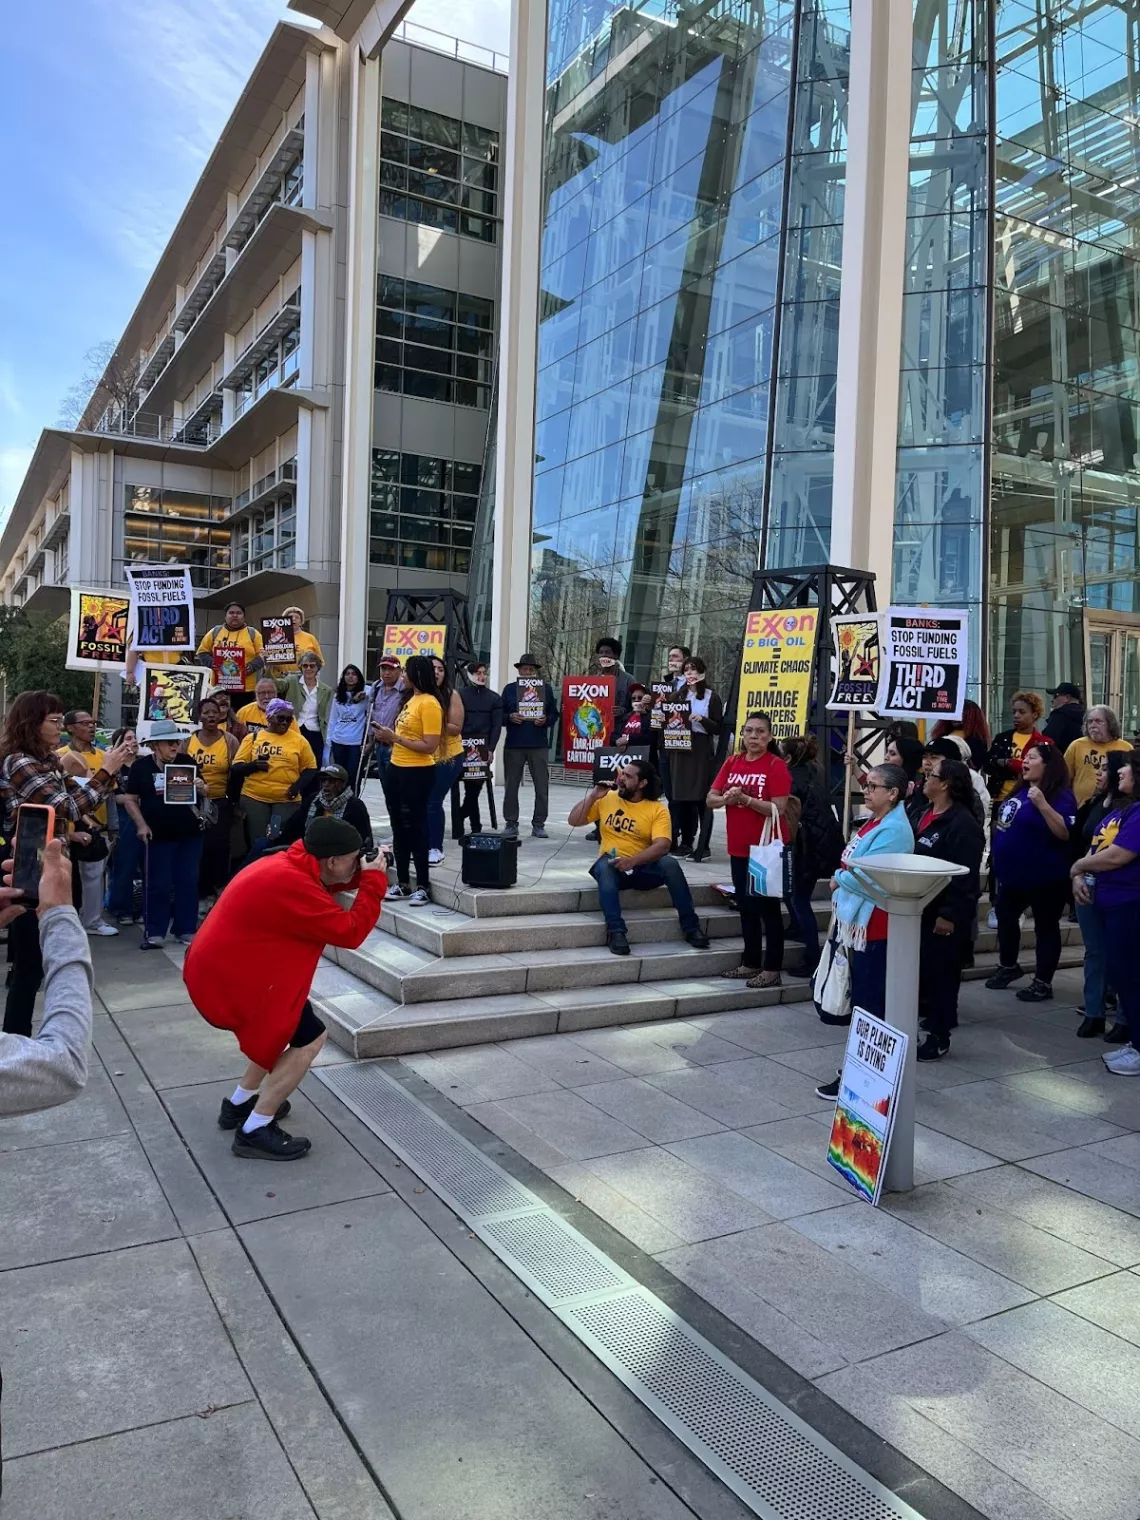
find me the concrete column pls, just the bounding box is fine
[336,49,382,673]
[302,49,322,211]
[828,0,911,598]
[488,0,546,694]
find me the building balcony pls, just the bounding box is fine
[175,388,224,445]
[205,383,326,469]
[231,455,297,517]
[40,505,69,551]
[174,250,228,334]
[223,125,305,252]
[135,332,176,395]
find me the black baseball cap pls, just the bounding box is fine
[1047,682,1082,699]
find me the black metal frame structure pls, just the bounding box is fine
[383,587,477,685]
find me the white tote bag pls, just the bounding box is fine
[812,919,850,1019]
[747,812,786,899]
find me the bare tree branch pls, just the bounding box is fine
[58,341,140,428]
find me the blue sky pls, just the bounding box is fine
[0,0,510,525]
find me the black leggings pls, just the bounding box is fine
[387,764,433,889]
[729,855,785,971]
[996,877,1069,983]
[4,904,42,1036]
[672,800,705,851]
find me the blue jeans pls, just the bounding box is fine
[785,878,821,965]
[428,755,464,852]
[1076,899,1107,1022]
[590,853,701,938]
[143,837,204,941]
[105,809,140,919]
[1100,900,1140,1051]
[850,937,888,1020]
[330,741,363,793]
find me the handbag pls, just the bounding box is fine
[747,812,787,899]
[812,917,851,1023]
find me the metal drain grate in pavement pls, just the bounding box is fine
[315,1061,924,1520]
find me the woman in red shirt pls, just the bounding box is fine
[707,711,792,987]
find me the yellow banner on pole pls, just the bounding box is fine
[381,623,447,661]
[734,608,819,739]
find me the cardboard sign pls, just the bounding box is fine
[660,698,692,751]
[382,623,446,661]
[66,590,131,671]
[261,618,296,667]
[827,1008,908,1206]
[592,745,649,784]
[734,608,818,738]
[518,677,545,722]
[878,607,968,720]
[828,614,882,711]
[138,666,212,739]
[163,764,198,806]
[650,681,673,730]
[211,646,247,692]
[126,565,195,654]
[561,675,614,770]
[462,737,490,780]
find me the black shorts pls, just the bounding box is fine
[290,1000,326,1049]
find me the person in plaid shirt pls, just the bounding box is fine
[1,691,133,1035]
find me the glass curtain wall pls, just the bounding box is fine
[533,0,797,684]
[988,0,1140,720]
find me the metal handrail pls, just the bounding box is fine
[390,18,508,74]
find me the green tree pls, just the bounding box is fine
[0,609,99,719]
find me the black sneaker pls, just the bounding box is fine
[1016,978,1053,1003]
[217,1095,292,1131]
[917,1032,950,1061]
[503,823,519,837]
[815,1073,840,1100]
[607,931,631,956]
[985,965,1025,990]
[1105,1022,1131,1044]
[1076,1016,1106,1039]
[686,930,711,949]
[231,1120,311,1160]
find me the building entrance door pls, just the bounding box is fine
[1085,614,1140,738]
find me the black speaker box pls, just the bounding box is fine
[460,831,519,888]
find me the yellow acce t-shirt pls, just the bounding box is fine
[1064,736,1132,806]
[237,701,272,733]
[187,733,231,799]
[586,791,672,859]
[391,692,443,768]
[197,624,265,693]
[233,727,316,802]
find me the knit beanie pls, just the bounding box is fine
[304,815,363,859]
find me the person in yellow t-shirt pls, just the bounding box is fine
[56,708,117,936]
[237,678,280,735]
[426,655,465,865]
[196,602,265,696]
[1064,705,1133,806]
[187,695,240,897]
[568,757,709,956]
[372,655,442,903]
[231,699,317,845]
[272,606,325,677]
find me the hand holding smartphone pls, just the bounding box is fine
[12,805,55,905]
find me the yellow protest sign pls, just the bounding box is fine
[381,623,447,661]
[735,609,818,738]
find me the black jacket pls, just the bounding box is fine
[501,681,559,749]
[986,727,1045,798]
[460,685,503,751]
[914,803,984,929]
[1043,702,1085,753]
[278,794,373,852]
[787,761,844,886]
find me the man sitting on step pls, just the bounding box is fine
[569,758,711,957]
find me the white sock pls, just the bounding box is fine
[231,1085,259,1106]
[241,1110,274,1134]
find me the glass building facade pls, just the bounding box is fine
[525,0,1140,728]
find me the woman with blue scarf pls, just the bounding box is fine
[816,763,914,1100]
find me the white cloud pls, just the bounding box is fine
[405,0,511,61]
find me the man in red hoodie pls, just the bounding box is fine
[184,815,386,1160]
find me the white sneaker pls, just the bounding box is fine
[1103,1045,1140,1076]
[176,933,196,945]
[87,923,119,937]
[986,908,998,929]
[143,936,167,948]
[427,848,444,865]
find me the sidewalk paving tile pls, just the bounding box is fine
[547,1163,685,1255]
[642,1064,800,1128]
[1053,1271,1140,1349]
[0,1404,317,1520]
[656,1226,949,1363]
[790,1202,1037,1323]
[856,1330,1140,1520]
[560,1025,704,1075]
[687,1004,850,1056]
[465,1088,652,1161]
[574,1076,727,1142]
[1021,1146,1140,1218]
[162,1083,390,1225]
[0,1063,130,1154]
[948,1166,1140,1267]
[491,1033,629,1087]
[0,1239,251,1458]
[665,1130,847,1219]
[110,1002,249,1089]
[628,1018,759,1066]
[0,1133,177,1271]
[998,1067,1140,1128]
[912,1079,1125,1161]
[462,1098,580,1170]
[966,1299,1140,1439]
[402,1043,562,1103]
[578,1147,774,1242]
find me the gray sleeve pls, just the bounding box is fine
[0,906,94,1117]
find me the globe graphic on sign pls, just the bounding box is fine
[573,701,605,740]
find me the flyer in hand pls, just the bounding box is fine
[518,677,545,722]
[261,618,296,666]
[660,697,692,751]
[163,764,198,806]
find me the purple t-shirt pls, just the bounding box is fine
[1090,806,1140,909]
[991,786,1077,889]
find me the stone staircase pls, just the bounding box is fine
[310,824,1085,1058]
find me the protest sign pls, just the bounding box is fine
[163,764,198,806]
[137,666,211,739]
[650,681,673,730]
[828,614,883,710]
[660,697,692,751]
[592,745,649,784]
[827,1008,908,1206]
[66,590,131,671]
[879,607,968,720]
[261,618,296,667]
[382,623,446,661]
[126,565,194,654]
[734,609,818,738]
[561,676,614,770]
[518,677,545,722]
[208,645,247,691]
[462,738,490,780]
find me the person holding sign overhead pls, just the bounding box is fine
[272,606,324,678]
[196,602,265,699]
[669,657,723,861]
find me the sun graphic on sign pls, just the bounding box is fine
[838,626,857,652]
